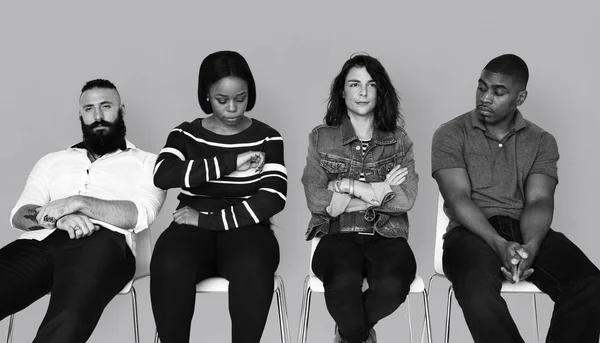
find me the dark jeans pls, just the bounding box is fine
[150,222,280,343]
[312,233,416,343]
[443,216,600,343]
[0,228,135,343]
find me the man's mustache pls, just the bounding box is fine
[89,120,113,129]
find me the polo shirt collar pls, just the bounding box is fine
[340,115,396,145]
[470,109,527,132]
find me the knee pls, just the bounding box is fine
[577,275,600,308]
[451,269,500,309]
[369,275,413,305]
[323,269,363,292]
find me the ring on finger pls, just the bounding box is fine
[73,225,81,232]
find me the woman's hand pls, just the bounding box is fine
[384,165,408,186]
[173,206,200,226]
[236,151,265,172]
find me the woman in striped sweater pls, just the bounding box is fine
[150,51,287,343]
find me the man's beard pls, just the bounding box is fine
[80,109,127,155]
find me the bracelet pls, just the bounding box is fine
[334,179,343,193]
[349,179,355,196]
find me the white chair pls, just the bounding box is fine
[428,193,542,343]
[298,236,432,343]
[5,228,153,343]
[153,275,291,343]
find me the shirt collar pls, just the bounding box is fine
[470,108,527,132]
[70,139,136,152]
[339,115,396,145]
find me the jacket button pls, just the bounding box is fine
[355,146,361,150]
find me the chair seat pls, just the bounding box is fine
[308,275,425,293]
[500,280,543,293]
[196,276,282,293]
[119,280,135,294]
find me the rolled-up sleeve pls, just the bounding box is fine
[10,155,52,228]
[132,153,166,232]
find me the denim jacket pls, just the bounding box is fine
[301,116,419,240]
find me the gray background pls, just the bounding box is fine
[1,0,598,342]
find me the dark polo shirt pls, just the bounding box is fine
[431,109,559,231]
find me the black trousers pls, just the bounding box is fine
[312,233,416,343]
[150,222,280,343]
[0,228,135,343]
[443,216,600,343]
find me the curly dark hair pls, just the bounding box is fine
[325,54,403,131]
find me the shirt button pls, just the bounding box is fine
[355,146,361,150]
[499,143,503,147]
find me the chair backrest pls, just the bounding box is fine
[133,228,152,280]
[434,193,449,276]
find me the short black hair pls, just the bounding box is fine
[483,54,529,88]
[197,51,256,114]
[81,79,118,94]
[325,53,403,131]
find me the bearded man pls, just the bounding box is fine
[0,79,166,343]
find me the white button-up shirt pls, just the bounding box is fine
[9,140,166,255]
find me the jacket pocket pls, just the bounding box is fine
[375,155,397,180]
[319,154,350,176]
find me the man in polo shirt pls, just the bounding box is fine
[0,79,166,343]
[431,54,600,343]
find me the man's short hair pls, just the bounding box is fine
[81,79,118,94]
[483,54,529,88]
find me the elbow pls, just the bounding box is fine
[153,174,171,191]
[307,202,331,217]
[380,192,417,214]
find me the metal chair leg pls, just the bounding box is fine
[154,330,159,343]
[445,286,453,343]
[297,276,313,343]
[532,294,540,343]
[422,289,433,343]
[420,274,440,343]
[274,276,291,343]
[6,314,14,343]
[130,286,140,343]
[407,296,414,343]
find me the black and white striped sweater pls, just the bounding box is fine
[154,118,287,231]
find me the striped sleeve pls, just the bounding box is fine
[200,132,287,231]
[153,127,237,190]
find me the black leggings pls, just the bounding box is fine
[312,233,416,343]
[150,222,280,343]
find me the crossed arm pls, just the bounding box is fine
[12,196,138,239]
[302,131,418,218]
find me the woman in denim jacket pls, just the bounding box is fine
[301,54,418,343]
